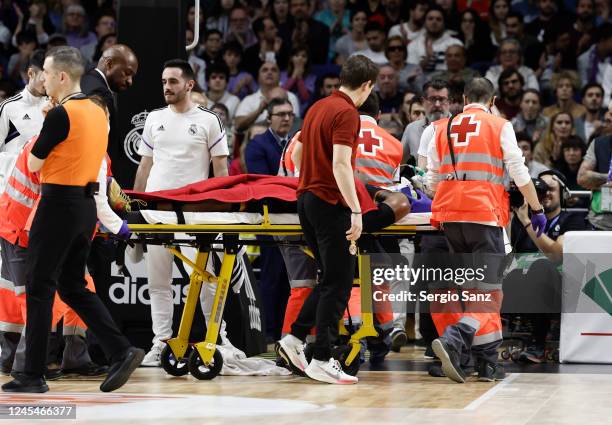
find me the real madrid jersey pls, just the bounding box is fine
[0,88,46,192]
[137,105,229,192]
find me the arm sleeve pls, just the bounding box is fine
[331,109,360,147]
[235,96,254,118]
[207,113,229,157]
[94,157,123,234]
[584,139,596,163]
[417,123,435,158]
[244,139,268,174]
[0,103,11,146]
[137,115,154,157]
[426,127,441,191]
[31,106,69,159]
[500,121,531,187]
[407,41,420,65]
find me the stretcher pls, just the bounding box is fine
[126,204,435,380]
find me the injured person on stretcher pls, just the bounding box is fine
[112,174,428,378]
[123,174,419,231]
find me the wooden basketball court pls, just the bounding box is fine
[1,345,611,424]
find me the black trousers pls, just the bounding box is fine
[291,192,355,361]
[24,192,131,377]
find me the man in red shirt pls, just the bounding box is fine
[277,55,379,384]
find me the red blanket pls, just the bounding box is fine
[126,174,377,213]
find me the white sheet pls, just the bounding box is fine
[140,210,433,228]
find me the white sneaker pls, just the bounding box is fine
[305,358,358,384]
[141,343,164,367]
[277,334,307,375]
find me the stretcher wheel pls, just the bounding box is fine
[500,349,511,360]
[188,348,223,380]
[161,345,191,377]
[510,349,521,362]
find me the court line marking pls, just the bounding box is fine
[463,373,521,411]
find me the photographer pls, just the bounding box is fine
[511,170,589,256]
[507,170,589,363]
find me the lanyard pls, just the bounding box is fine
[546,214,561,234]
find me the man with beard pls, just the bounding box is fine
[496,68,524,120]
[388,0,428,44]
[80,44,138,365]
[575,83,606,143]
[133,59,229,367]
[509,170,588,363]
[407,6,462,76]
[571,0,597,55]
[80,44,138,173]
[402,79,450,164]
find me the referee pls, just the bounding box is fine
[1,47,143,394]
[278,55,379,384]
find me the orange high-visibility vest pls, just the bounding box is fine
[279,138,298,177]
[0,138,39,248]
[431,107,510,227]
[355,116,403,187]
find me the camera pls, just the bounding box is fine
[508,178,549,208]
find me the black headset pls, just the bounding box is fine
[538,169,570,207]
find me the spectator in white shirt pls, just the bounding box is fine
[204,63,240,119]
[351,21,388,65]
[387,0,428,45]
[577,23,612,86]
[485,38,540,91]
[234,61,300,132]
[334,9,368,64]
[407,6,462,75]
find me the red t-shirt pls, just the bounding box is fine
[297,91,360,205]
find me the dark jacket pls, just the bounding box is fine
[80,66,118,158]
[244,129,288,175]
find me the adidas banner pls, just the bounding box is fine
[561,231,612,363]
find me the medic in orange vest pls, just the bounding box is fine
[0,135,129,376]
[424,78,546,383]
[355,104,403,187]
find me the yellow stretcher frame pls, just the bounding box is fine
[127,205,426,379]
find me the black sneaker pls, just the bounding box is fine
[390,329,407,353]
[431,339,466,383]
[428,363,446,377]
[1,373,48,393]
[45,368,64,381]
[477,360,506,382]
[63,362,108,377]
[100,347,144,392]
[424,345,438,359]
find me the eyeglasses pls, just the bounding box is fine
[387,46,405,52]
[425,96,449,104]
[271,111,295,118]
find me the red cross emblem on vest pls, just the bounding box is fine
[359,128,383,156]
[449,114,481,147]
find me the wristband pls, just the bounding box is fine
[524,222,531,229]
